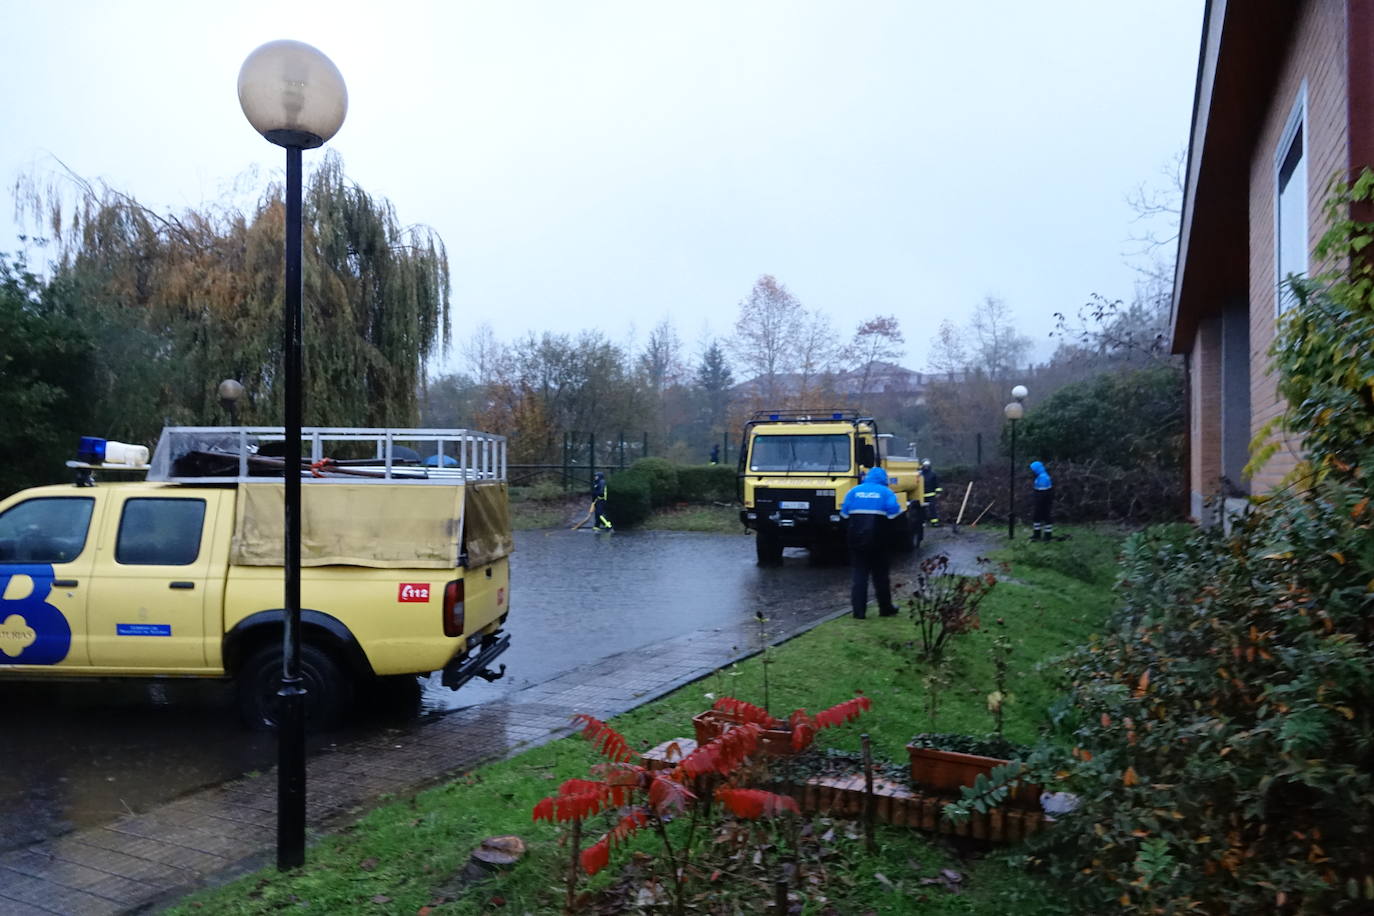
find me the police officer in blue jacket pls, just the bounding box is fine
[839,467,902,619]
[1029,460,1054,541]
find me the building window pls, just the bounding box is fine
[1276,88,1307,314]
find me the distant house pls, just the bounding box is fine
[1171,0,1374,522]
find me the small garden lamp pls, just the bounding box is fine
[238,38,347,872]
[1004,385,1028,539]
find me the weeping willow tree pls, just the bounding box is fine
[13,152,449,444]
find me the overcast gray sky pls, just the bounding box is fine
[0,0,1200,376]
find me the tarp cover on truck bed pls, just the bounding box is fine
[230,484,475,568]
[462,483,513,567]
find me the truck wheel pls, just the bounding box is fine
[755,532,783,565]
[237,643,354,732]
[911,506,925,549]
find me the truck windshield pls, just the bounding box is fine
[749,434,851,473]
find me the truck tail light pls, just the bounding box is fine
[443,579,465,637]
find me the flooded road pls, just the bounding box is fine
[2,527,980,851]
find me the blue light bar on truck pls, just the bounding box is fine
[77,436,107,463]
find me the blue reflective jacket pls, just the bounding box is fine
[841,467,902,550]
[1030,461,1052,491]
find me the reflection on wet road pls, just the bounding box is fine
[430,529,855,709]
[2,527,980,850]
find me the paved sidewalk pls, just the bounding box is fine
[0,606,850,915]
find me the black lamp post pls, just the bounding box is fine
[237,39,347,871]
[1004,385,1028,540]
[218,378,245,425]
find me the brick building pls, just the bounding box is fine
[1171,0,1374,522]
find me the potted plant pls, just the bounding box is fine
[905,733,1040,806]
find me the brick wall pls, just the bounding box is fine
[1190,317,1223,522]
[1246,0,1349,492]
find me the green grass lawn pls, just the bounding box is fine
[171,527,1120,915]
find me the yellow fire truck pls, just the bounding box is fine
[0,427,511,729]
[737,410,924,564]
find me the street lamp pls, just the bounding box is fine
[238,39,347,871]
[1004,385,1028,540]
[218,378,245,425]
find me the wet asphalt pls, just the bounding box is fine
[1,526,991,852]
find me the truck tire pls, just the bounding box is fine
[237,642,354,732]
[755,531,783,565]
[896,505,922,552]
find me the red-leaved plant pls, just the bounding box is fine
[533,712,803,914]
[709,693,872,752]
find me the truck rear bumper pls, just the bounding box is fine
[441,632,510,690]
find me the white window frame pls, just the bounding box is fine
[1274,82,1308,316]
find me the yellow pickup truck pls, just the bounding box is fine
[0,427,512,729]
[738,410,924,564]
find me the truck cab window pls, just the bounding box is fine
[116,498,206,566]
[0,497,95,563]
[749,435,851,473]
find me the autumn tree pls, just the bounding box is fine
[794,308,839,407]
[921,297,1033,465]
[730,274,803,405]
[843,314,905,407]
[13,152,449,442]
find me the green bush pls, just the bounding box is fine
[675,464,736,503]
[606,469,651,527]
[629,457,678,507]
[954,177,1374,914]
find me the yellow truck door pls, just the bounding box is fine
[86,491,220,671]
[0,492,102,669]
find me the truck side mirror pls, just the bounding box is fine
[857,442,876,468]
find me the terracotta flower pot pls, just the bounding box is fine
[693,709,797,755]
[906,743,1041,807]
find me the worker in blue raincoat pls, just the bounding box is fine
[839,467,902,619]
[1029,460,1054,541]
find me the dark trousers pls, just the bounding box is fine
[1032,489,1053,532]
[849,546,893,618]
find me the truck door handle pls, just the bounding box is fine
[53,579,79,588]
[169,581,196,590]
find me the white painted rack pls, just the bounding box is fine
[146,427,507,485]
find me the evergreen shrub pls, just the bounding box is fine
[675,464,736,503]
[606,469,651,527]
[629,457,678,507]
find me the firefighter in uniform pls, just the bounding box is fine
[839,467,902,619]
[1030,460,1054,541]
[591,471,613,531]
[920,459,942,527]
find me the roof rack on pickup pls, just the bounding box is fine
[146,427,507,485]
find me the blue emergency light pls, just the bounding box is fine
[77,436,108,464]
[769,413,780,420]
[832,412,843,419]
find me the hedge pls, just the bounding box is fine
[674,464,736,503]
[605,468,651,528]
